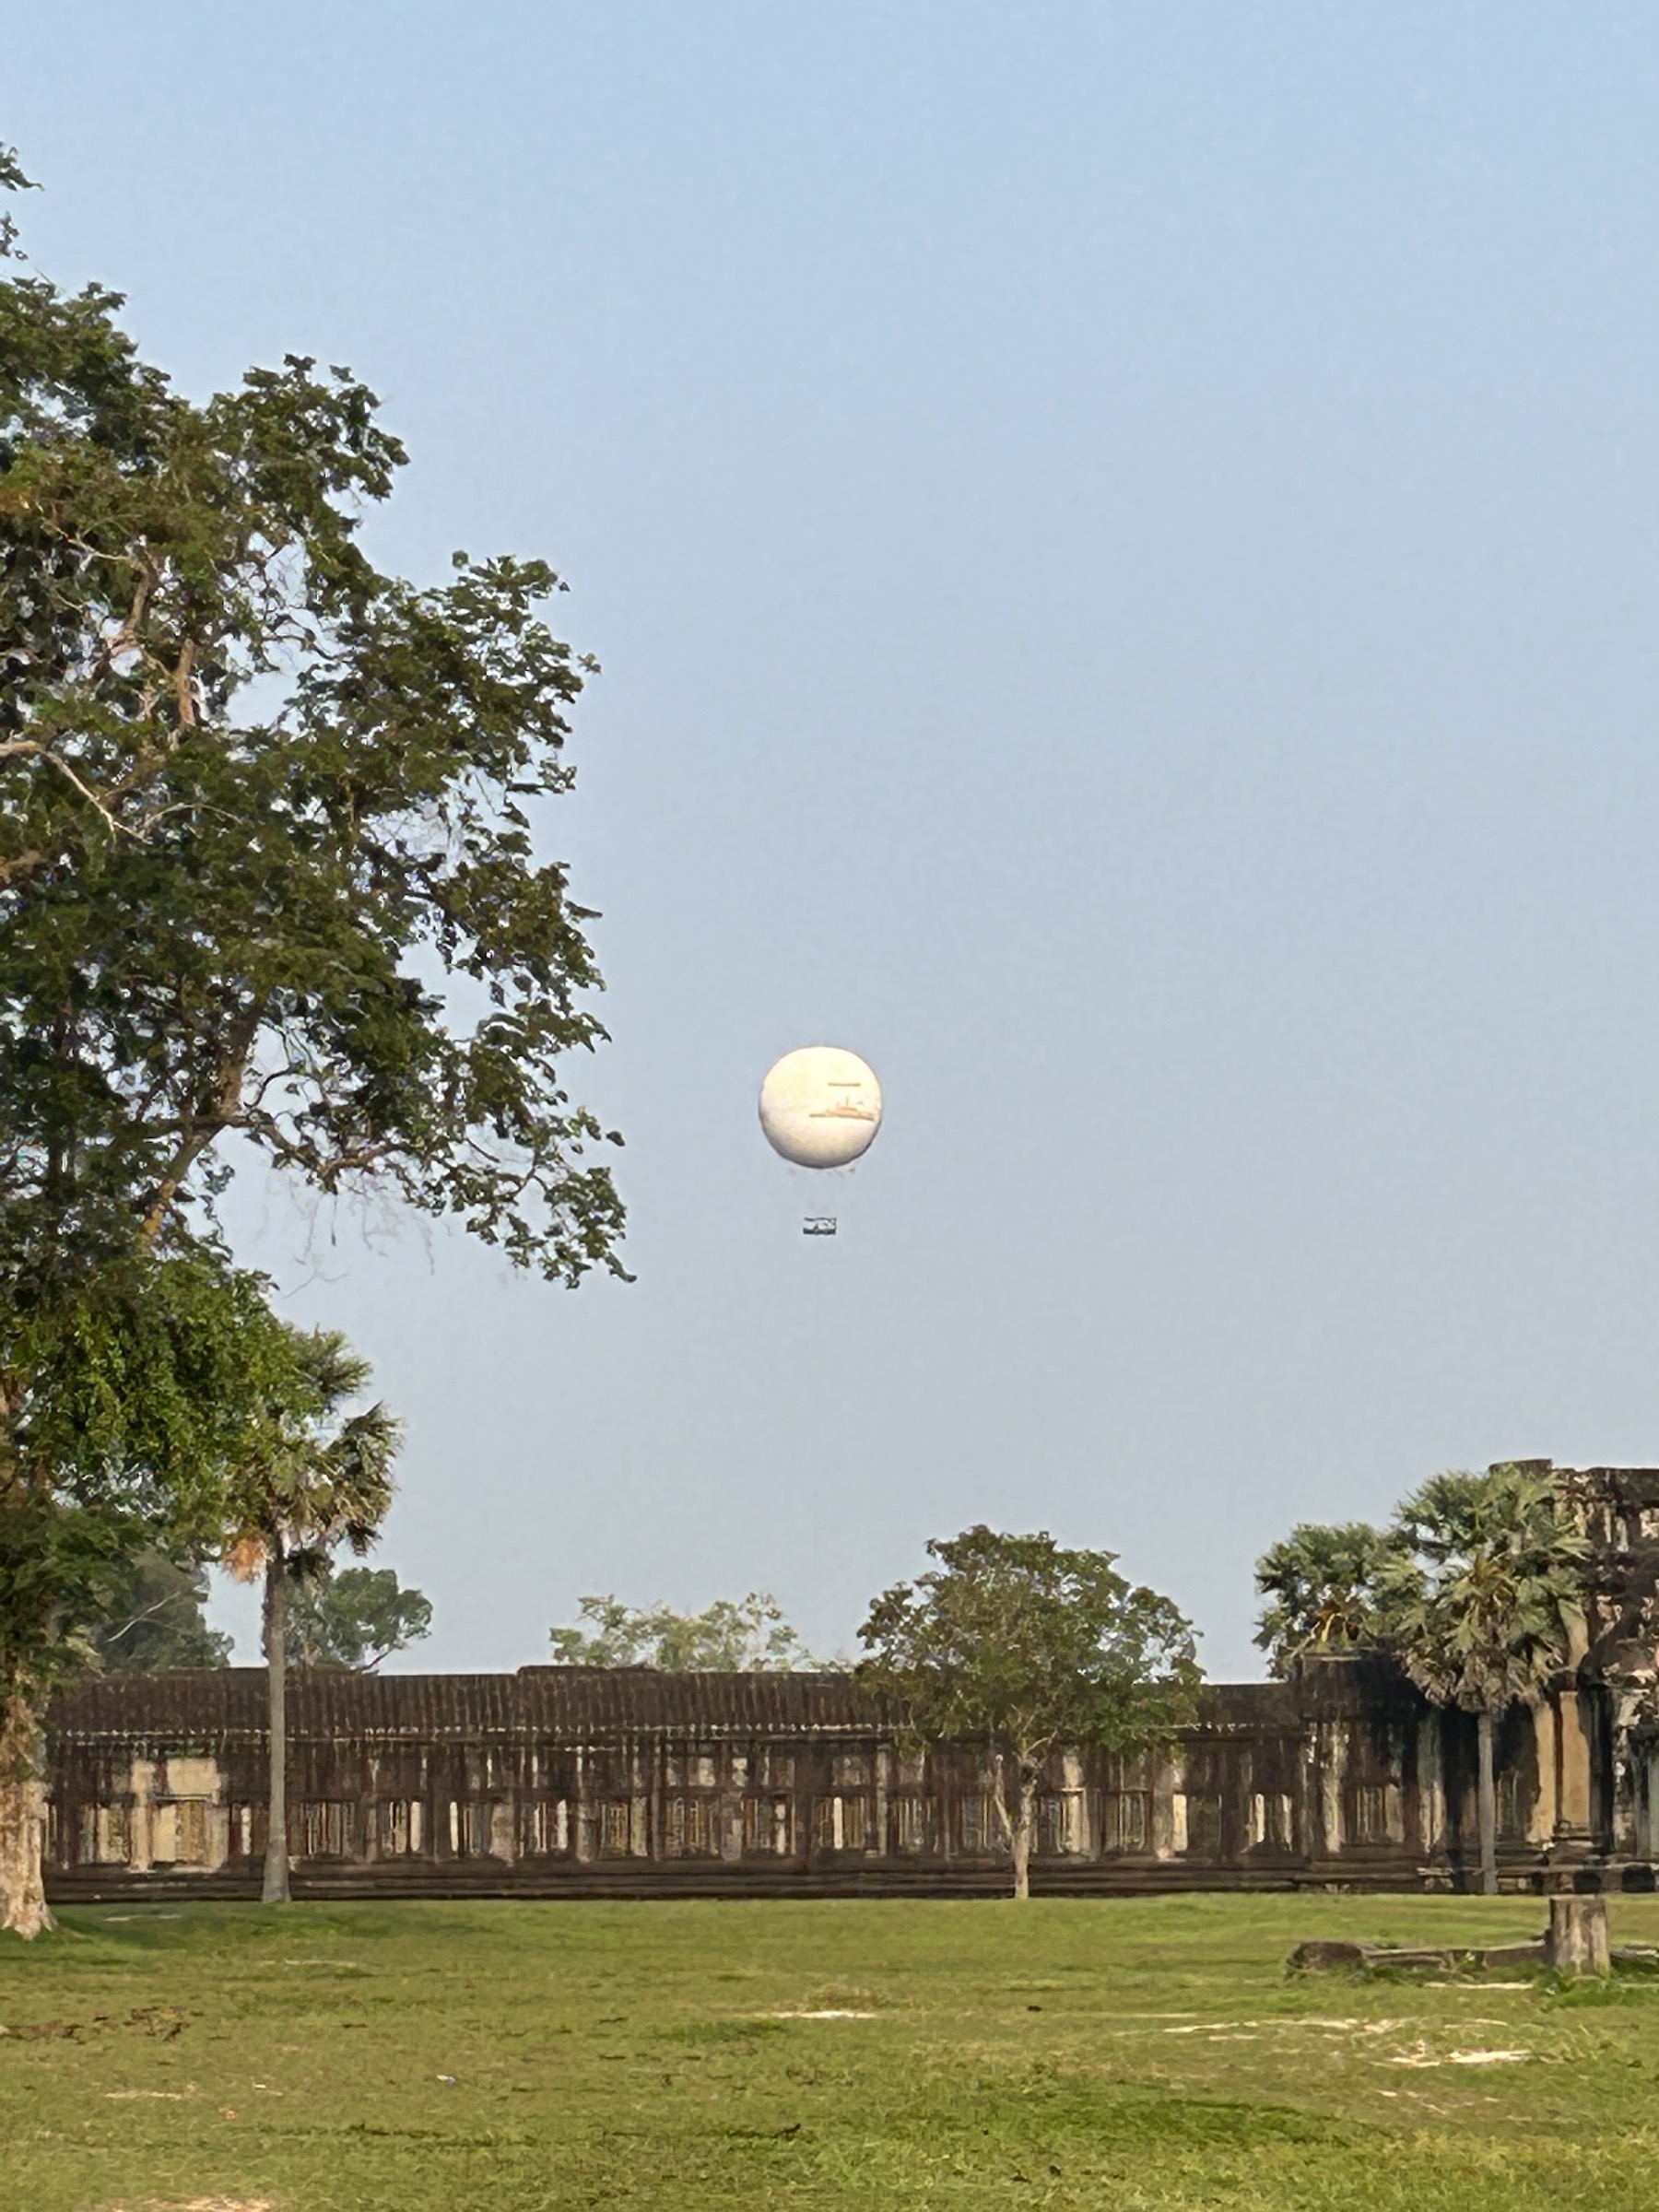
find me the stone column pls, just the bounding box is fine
[572,1745,594,1865]
[1529,1699,1558,1843]
[629,1740,649,1857]
[128,1758,155,1873]
[1061,1751,1087,1856]
[1318,1724,1347,1858]
[1415,1713,1445,1867]
[1149,1751,1180,1859]
[1554,1688,1594,1845]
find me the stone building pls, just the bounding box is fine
[41,1461,1659,1902]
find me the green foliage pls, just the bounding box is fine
[0,138,623,1302]
[855,1525,1201,1776]
[0,1253,298,1693]
[548,1592,817,1671]
[87,1544,230,1673]
[1377,1465,1587,1714]
[0,144,34,261]
[288,1565,431,1670]
[1253,1520,1397,1677]
[220,1327,403,1594]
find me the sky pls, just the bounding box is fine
[12,3,1659,1678]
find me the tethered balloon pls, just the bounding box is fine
[758,1046,882,1235]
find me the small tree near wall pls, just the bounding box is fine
[855,1527,1201,1900]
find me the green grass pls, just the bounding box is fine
[6,1892,1659,2209]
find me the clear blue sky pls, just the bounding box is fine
[13,4,1659,1677]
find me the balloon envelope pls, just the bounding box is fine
[759,1046,882,1169]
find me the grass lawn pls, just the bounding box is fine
[5,1893,1659,2210]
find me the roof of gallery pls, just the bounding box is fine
[47,1666,1312,1742]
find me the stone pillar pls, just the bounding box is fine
[128,1758,155,1873]
[1318,1724,1347,1857]
[572,1745,594,1864]
[627,1737,648,1857]
[490,1802,517,1864]
[1415,1712,1446,1873]
[1554,1688,1594,1845]
[721,1747,745,1864]
[1060,1751,1087,1855]
[1150,1752,1180,1860]
[1166,1790,1189,1856]
[1529,1700,1558,1843]
[1607,1716,1641,1858]
[1383,1783,1405,1845]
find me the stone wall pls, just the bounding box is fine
[41,1654,1634,1900]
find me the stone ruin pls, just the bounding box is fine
[39,1462,1659,1903]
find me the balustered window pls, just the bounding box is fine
[665,1795,720,1857]
[296,1801,356,1860]
[447,1799,498,1858]
[520,1799,570,1856]
[1101,1791,1149,1853]
[76,1803,129,1865]
[1249,1791,1295,1849]
[812,1794,871,1851]
[958,1793,1008,1855]
[1182,1793,1223,1855]
[893,1794,939,1855]
[742,1795,794,1854]
[377,1800,427,1856]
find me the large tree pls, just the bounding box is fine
[0,147,624,1935]
[1253,1521,1396,1677]
[855,1527,1201,1900]
[548,1592,817,1671]
[1379,1465,1585,1897]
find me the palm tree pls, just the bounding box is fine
[223,1330,402,1904]
[1379,1465,1586,1897]
[1253,1522,1396,1677]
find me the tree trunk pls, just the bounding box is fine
[0,1681,53,1939]
[1010,1777,1038,1901]
[262,1555,290,1905]
[1477,1706,1498,1897]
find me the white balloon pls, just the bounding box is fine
[759,1046,883,1170]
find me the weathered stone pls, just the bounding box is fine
[1291,1938,1548,1973]
[1366,1947,1464,1970]
[1288,1939,1368,1971]
[1546,1893,1610,1975]
[1480,1941,1547,1968]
